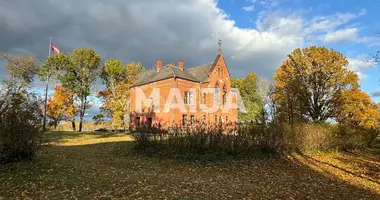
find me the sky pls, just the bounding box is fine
[0,0,379,120]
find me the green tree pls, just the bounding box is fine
[39,54,70,131]
[42,54,77,131]
[60,48,101,132]
[274,46,359,123]
[98,60,144,131]
[231,73,261,122]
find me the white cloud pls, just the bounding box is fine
[242,5,254,12]
[347,54,377,80]
[321,28,358,44]
[318,28,380,46]
[304,9,366,34]
[371,90,380,97]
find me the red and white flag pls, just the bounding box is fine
[50,43,60,54]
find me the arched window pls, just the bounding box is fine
[215,82,220,105]
[222,85,227,105]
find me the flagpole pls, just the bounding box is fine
[43,37,52,131]
[49,37,52,57]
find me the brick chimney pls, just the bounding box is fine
[178,60,184,71]
[169,63,175,67]
[156,59,162,72]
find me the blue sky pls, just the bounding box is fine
[217,0,380,100]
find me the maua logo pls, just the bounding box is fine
[133,87,246,114]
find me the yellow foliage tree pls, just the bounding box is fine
[274,46,359,123]
[98,59,144,131]
[336,89,380,129]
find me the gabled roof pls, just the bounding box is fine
[131,53,223,87]
[186,63,213,83]
[132,65,199,87]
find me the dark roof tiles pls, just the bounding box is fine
[132,54,222,87]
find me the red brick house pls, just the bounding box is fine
[129,49,238,129]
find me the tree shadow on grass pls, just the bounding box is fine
[132,146,279,164]
[296,153,379,185]
[2,141,379,199]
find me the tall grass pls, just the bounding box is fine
[133,121,283,154]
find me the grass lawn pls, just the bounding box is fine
[0,131,379,199]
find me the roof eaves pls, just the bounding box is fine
[130,76,175,88]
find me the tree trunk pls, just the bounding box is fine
[79,110,83,132]
[70,94,76,131]
[71,119,76,131]
[123,109,128,132]
[79,96,87,132]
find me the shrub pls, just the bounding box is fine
[282,123,338,152]
[0,92,43,163]
[335,125,379,149]
[133,121,378,155]
[133,121,284,154]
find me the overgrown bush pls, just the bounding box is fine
[335,125,379,149]
[282,123,339,152]
[133,121,378,155]
[0,92,43,163]
[133,121,284,154]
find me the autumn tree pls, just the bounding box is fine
[336,89,379,129]
[274,46,359,124]
[42,53,77,131]
[60,48,101,132]
[231,73,261,122]
[98,59,144,131]
[46,85,75,129]
[39,53,71,131]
